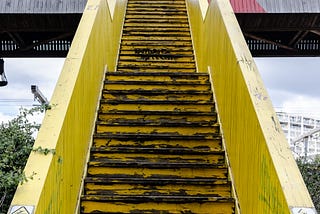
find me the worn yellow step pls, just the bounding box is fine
[93,136,222,150]
[118,56,194,63]
[103,82,209,90]
[125,17,188,23]
[125,14,188,19]
[87,164,228,179]
[102,92,211,102]
[118,63,196,72]
[127,3,186,7]
[120,49,193,56]
[84,181,231,197]
[128,0,186,4]
[124,22,189,28]
[105,72,207,82]
[98,111,216,123]
[100,103,213,113]
[81,199,234,214]
[96,123,219,135]
[121,36,191,42]
[121,40,192,46]
[117,68,195,72]
[123,27,190,31]
[126,10,187,15]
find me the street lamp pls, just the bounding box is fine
[0,59,8,87]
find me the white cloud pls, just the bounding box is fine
[0,58,64,122]
[280,96,320,119]
[0,112,14,123]
[255,57,320,119]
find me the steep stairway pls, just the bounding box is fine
[80,0,235,213]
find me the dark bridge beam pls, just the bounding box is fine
[0,0,320,57]
[0,13,81,57]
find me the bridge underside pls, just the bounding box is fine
[0,13,319,57]
[238,13,320,57]
[0,14,81,57]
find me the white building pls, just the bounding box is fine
[276,112,320,160]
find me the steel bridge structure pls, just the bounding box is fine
[2,0,318,213]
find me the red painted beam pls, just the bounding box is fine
[230,0,266,13]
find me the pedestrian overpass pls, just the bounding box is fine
[5,0,318,213]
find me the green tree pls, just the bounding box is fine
[297,156,320,212]
[0,107,42,213]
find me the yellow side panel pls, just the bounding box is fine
[9,0,127,213]
[186,0,316,213]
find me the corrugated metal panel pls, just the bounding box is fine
[257,0,320,13]
[0,0,87,13]
[230,0,266,13]
[230,0,320,13]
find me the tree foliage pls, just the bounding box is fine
[297,156,320,212]
[0,108,41,213]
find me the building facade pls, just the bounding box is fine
[277,112,320,160]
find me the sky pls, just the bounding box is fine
[0,57,319,123]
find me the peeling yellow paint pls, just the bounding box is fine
[186,0,316,212]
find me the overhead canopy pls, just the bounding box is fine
[0,0,319,57]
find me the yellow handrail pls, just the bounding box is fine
[186,0,316,213]
[8,0,127,213]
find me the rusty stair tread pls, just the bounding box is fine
[99,100,214,107]
[121,41,193,46]
[105,71,207,76]
[93,133,221,140]
[96,119,217,126]
[88,159,227,169]
[98,110,216,116]
[103,89,210,94]
[90,146,223,154]
[125,18,188,22]
[116,68,196,72]
[129,0,185,2]
[81,195,234,203]
[126,10,188,15]
[122,27,190,32]
[92,141,222,152]
[104,80,207,85]
[84,176,230,185]
[97,117,216,125]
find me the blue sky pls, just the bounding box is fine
[0,57,319,122]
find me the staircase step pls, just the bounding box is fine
[98,112,215,124]
[103,81,209,90]
[90,146,222,155]
[105,71,207,81]
[81,198,234,214]
[118,55,194,62]
[87,164,228,179]
[93,132,221,141]
[96,125,219,136]
[85,176,229,185]
[123,26,190,32]
[101,96,212,104]
[84,182,231,197]
[92,138,222,151]
[89,153,225,166]
[125,18,189,23]
[128,0,186,4]
[100,103,214,113]
[126,10,188,16]
[98,111,216,123]
[121,40,192,47]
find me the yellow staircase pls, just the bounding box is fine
[80,0,235,213]
[9,0,316,213]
